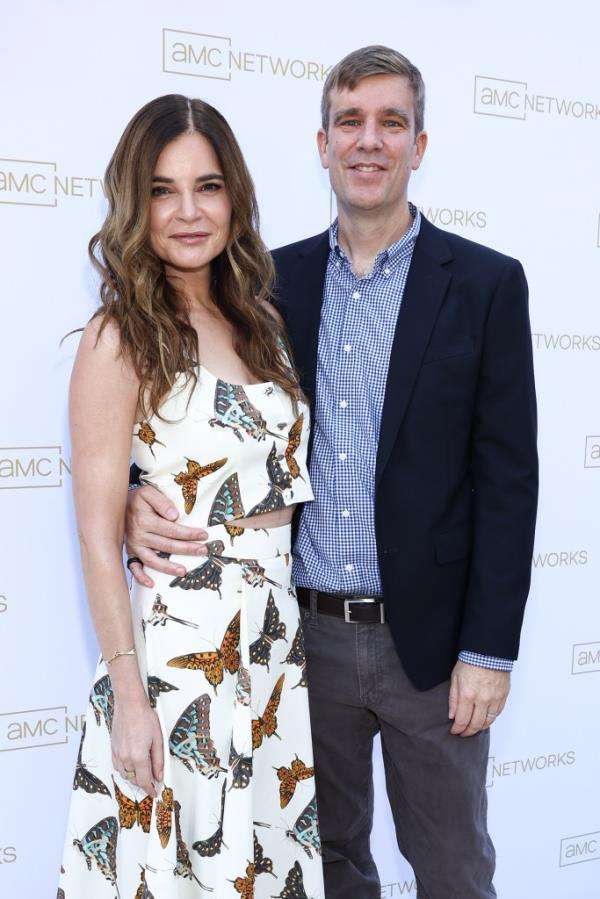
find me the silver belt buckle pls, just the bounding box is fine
[343,596,385,624]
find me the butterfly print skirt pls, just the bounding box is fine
[58,524,324,898]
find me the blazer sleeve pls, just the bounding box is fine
[459,258,538,659]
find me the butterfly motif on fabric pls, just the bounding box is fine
[147,675,179,709]
[209,380,282,443]
[285,414,305,481]
[283,619,308,690]
[169,694,225,778]
[240,560,282,590]
[167,610,241,693]
[112,777,153,833]
[156,786,174,848]
[252,672,285,750]
[134,421,165,459]
[174,456,227,514]
[271,861,309,899]
[89,674,114,732]
[249,591,287,671]
[169,540,232,599]
[231,831,275,897]
[72,815,119,888]
[254,831,275,877]
[228,739,253,790]
[208,472,246,524]
[285,795,321,859]
[145,594,198,630]
[235,664,251,707]
[247,443,293,516]
[192,779,228,857]
[73,721,110,796]
[276,756,315,809]
[134,865,156,899]
[225,521,245,545]
[231,863,256,899]
[173,798,214,892]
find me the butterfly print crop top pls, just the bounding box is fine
[131,365,314,528]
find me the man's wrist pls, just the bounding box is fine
[458,650,514,672]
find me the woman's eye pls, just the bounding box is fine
[151,186,171,196]
[200,182,222,192]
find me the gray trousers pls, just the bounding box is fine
[301,597,497,899]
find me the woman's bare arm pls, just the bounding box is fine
[70,316,162,795]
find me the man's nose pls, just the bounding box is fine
[356,120,384,151]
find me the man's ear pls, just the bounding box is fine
[317,127,329,170]
[412,130,428,172]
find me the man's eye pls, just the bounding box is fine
[339,119,360,127]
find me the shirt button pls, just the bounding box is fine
[339,400,348,409]
[341,509,350,518]
[343,344,352,353]
[352,290,361,300]
[345,563,354,572]
[338,452,347,461]
[384,267,391,275]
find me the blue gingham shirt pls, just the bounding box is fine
[293,205,512,672]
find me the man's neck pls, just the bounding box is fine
[336,202,413,278]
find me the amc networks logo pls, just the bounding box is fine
[572,642,600,675]
[0,706,85,752]
[560,831,600,867]
[162,28,331,82]
[379,880,416,897]
[0,446,70,489]
[532,334,600,351]
[473,75,600,122]
[420,206,487,230]
[486,751,575,787]
[0,846,17,865]
[0,158,104,208]
[584,437,600,468]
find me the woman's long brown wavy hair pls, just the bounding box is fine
[89,94,301,417]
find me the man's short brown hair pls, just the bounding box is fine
[321,45,425,135]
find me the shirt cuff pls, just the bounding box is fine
[458,651,514,672]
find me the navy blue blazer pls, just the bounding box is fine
[273,215,538,690]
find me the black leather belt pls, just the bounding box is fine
[297,587,385,624]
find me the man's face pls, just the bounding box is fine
[317,74,427,218]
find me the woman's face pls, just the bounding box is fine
[148,131,232,279]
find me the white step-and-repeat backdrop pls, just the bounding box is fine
[1,2,599,897]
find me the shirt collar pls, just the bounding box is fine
[329,202,421,276]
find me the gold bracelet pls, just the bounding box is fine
[104,647,137,665]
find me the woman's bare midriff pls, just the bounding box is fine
[231,504,296,531]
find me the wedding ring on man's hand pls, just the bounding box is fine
[485,712,498,719]
[126,556,142,571]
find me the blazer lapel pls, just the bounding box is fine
[375,220,453,487]
[282,232,329,405]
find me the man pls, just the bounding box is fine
[127,47,538,898]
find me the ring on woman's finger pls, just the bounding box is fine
[126,556,142,571]
[124,768,136,780]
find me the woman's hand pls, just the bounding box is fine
[111,696,164,797]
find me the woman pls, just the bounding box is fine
[58,94,324,899]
